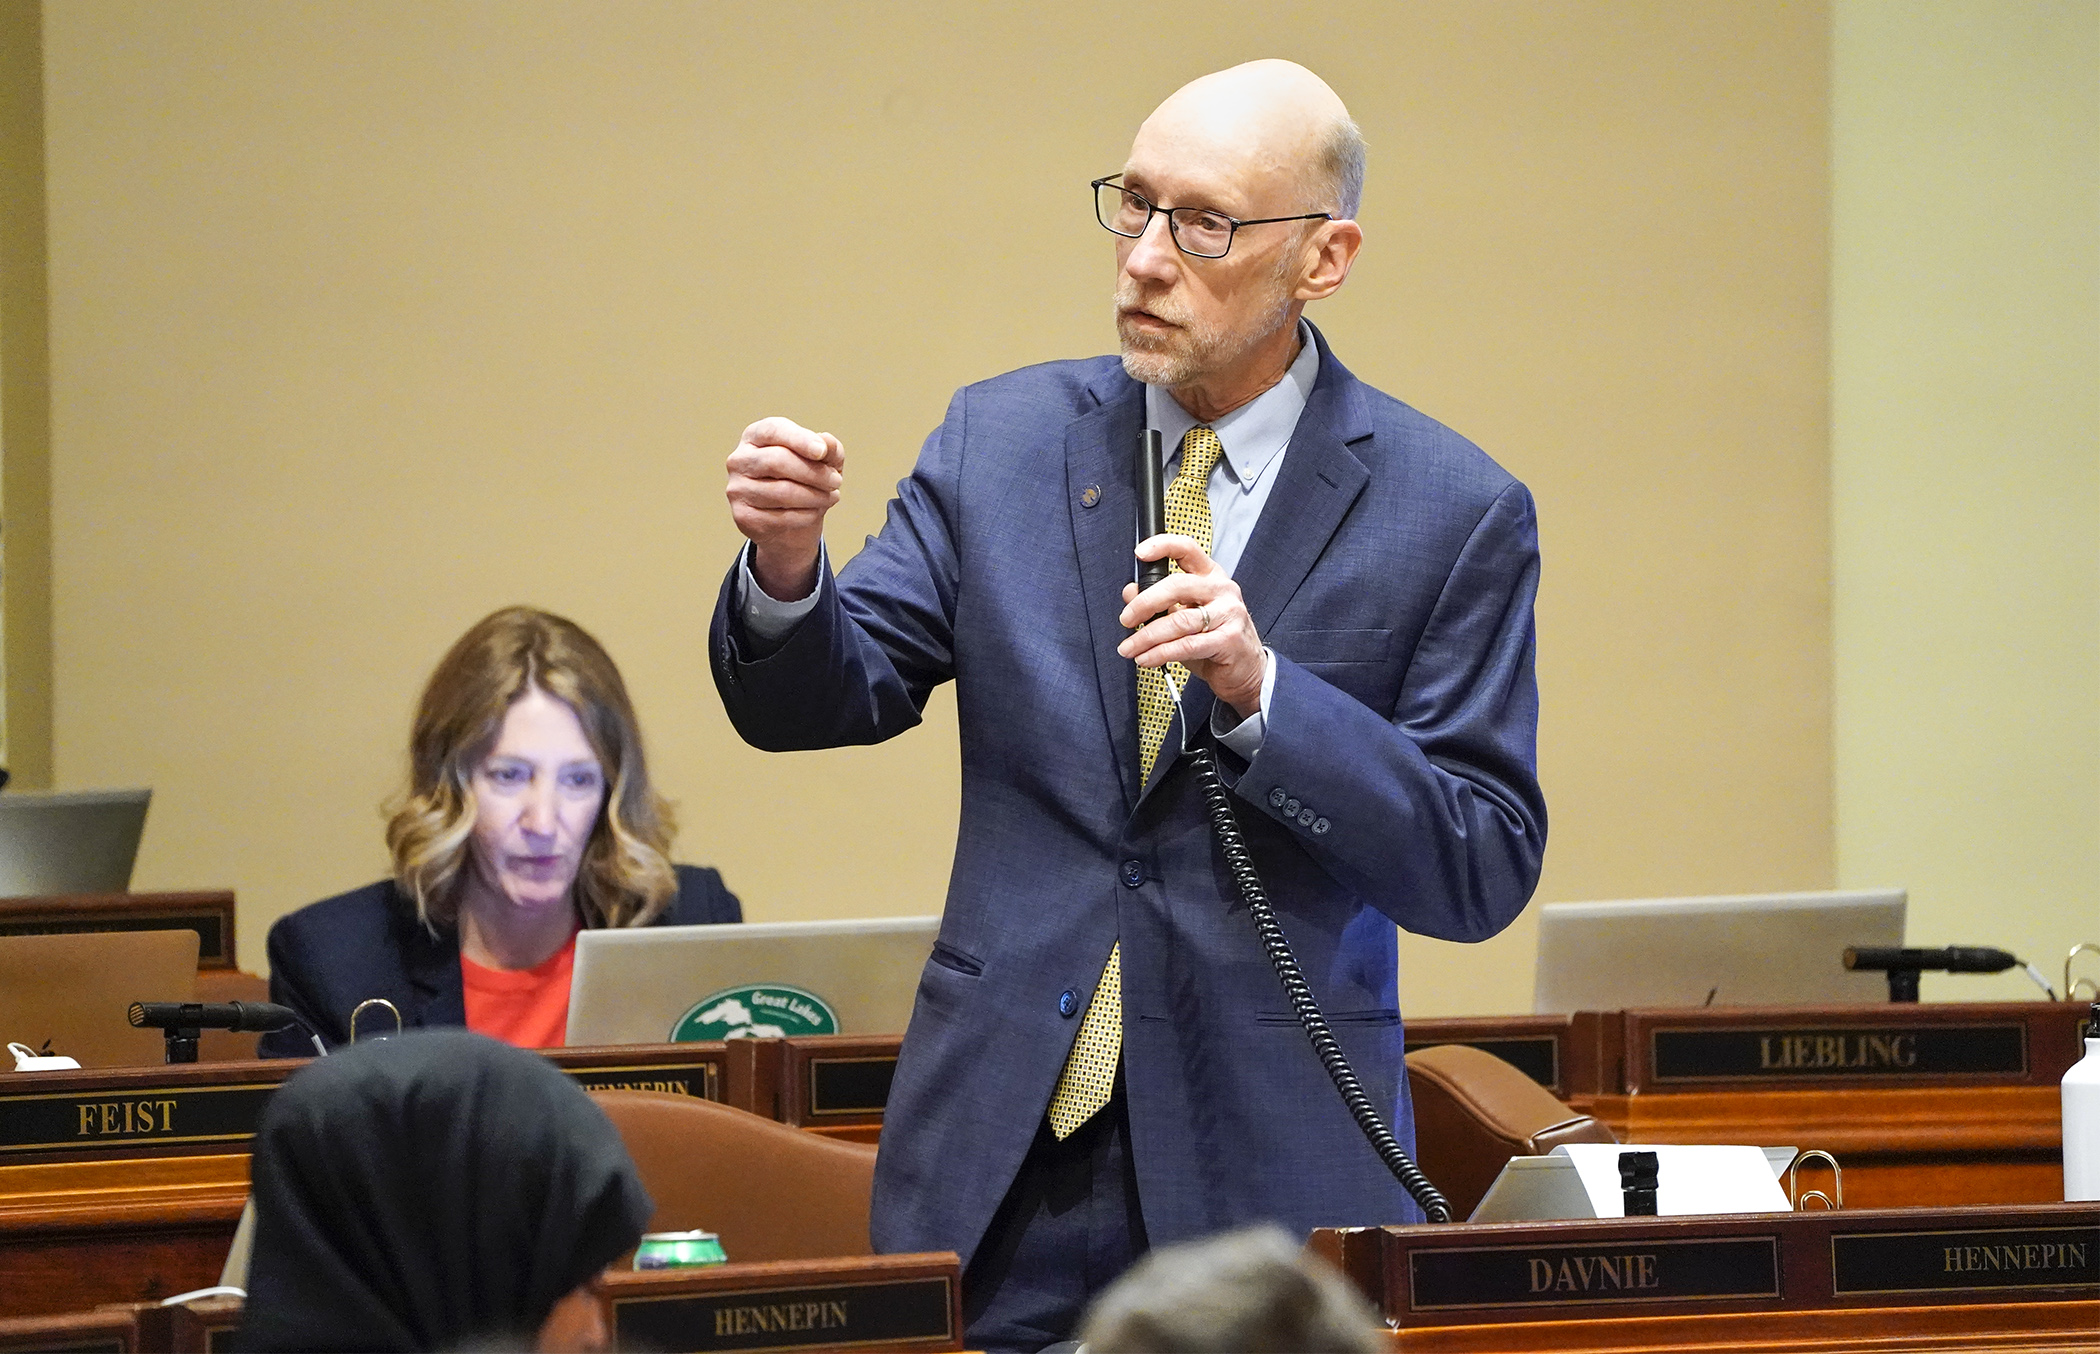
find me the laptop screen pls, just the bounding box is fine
[0,929,198,1066]
[1531,888,1906,1013]
[565,916,941,1046]
[0,788,151,898]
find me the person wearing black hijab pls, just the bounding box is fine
[234,1029,653,1353]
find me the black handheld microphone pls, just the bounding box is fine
[1135,427,1170,599]
[128,1000,300,1033]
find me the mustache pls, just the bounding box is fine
[1114,284,1190,327]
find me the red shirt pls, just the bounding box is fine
[460,933,577,1049]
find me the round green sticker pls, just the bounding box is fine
[671,984,839,1042]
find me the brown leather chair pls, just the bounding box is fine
[1405,1043,1617,1221]
[592,1089,877,1262]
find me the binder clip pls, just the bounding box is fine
[1788,1149,1843,1210]
[2067,943,2099,1005]
[1617,1150,1659,1217]
[349,998,403,1043]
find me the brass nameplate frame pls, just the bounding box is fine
[1405,1036,1559,1092]
[610,1274,955,1352]
[0,1050,727,1159]
[1407,1235,1780,1311]
[569,1061,721,1101]
[1832,1223,2099,1296]
[0,1081,278,1155]
[805,1056,896,1117]
[1647,1022,2028,1084]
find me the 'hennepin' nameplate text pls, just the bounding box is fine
[1832,1225,2099,1296]
[612,1275,955,1352]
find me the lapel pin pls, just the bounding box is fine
[1080,484,1102,508]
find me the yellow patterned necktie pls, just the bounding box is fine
[1047,426,1223,1140]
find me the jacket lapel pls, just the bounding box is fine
[402,906,466,1031]
[1141,328,1372,791]
[1229,329,1372,641]
[1067,373,1148,812]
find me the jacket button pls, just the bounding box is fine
[1269,787,1288,808]
[1121,859,1145,888]
[1298,807,1317,828]
[1284,798,1301,817]
[1059,990,1079,1017]
[1312,817,1331,835]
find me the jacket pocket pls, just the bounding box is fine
[1256,1008,1401,1026]
[1277,628,1393,666]
[928,941,984,977]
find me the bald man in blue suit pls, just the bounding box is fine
[710,60,1545,1352]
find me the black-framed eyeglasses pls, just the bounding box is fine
[1091,175,1331,259]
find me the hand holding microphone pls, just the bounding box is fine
[1120,429,1265,717]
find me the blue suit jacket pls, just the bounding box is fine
[259,864,742,1057]
[709,328,1543,1263]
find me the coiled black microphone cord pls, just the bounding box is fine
[1188,742,1454,1223]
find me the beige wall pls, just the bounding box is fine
[34,1,1834,1014]
[1832,1,2100,1002]
[0,0,52,787]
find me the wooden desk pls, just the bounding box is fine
[0,1255,963,1354]
[1564,1002,2087,1208]
[0,1155,247,1317]
[1315,1202,2100,1352]
[597,1251,962,1352]
[0,1045,738,1317]
[1382,1298,2100,1352]
[1575,1084,2063,1207]
[0,893,238,970]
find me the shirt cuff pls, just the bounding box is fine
[1211,647,1275,758]
[736,541,827,645]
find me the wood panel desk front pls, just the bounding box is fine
[1316,1202,2100,1353]
[3,1004,2083,1315]
[0,1255,965,1353]
[0,1045,743,1317]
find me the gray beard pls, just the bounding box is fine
[1115,281,1297,389]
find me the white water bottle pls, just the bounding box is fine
[2067,1002,2100,1201]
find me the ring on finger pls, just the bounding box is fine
[1194,605,1213,633]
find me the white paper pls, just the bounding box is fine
[1553,1143,1793,1217]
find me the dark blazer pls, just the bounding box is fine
[710,327,1545,1264]
[260,864,741,1057]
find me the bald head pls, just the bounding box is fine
[1136,60,1363,219]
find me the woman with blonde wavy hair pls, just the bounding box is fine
[261,607,740,1055]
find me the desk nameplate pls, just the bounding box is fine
[0,891,238,969]
[0,1046,731,1161]
[773,1036,906,1126]
[806,1057,897,1117]
[567,1061,721,1101]
[0,1081,283,1157]
[1409,1235,1778,1311]
[1649,1023,2026,1084]
[1312,1202,2100,1328]
[1619,1002,2088,1093]
[1406,1036,1559,1092]
[599,1252,961,1353]
[1404,1013,1619,1097]
[1832,1223,2099,1296]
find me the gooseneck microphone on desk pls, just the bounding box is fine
[129,1000,302,1064]
[1842,945,2020,1002]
